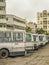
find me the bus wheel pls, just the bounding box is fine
[0,49,9,58]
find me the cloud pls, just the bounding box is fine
[6,0,49,22]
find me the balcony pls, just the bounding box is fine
[0,19,6,23]
[0,2,6,6]
[14,22,26,27]
[0,10,6,15]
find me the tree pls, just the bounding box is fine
[45,32,49,35]
[25,26,32,32]
[36,28,45,34]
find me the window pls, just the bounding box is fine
[43,26,47,28]
[26,34,31,42]
[4,32,13,42]
[0,6,5,10]
[39,36,43,41]
[0,0,5,2]
[0,15,5,19]
[43,21,47,24]
[7,25,14,29]
[0,24,3,27]
[0,32,13,42]
[0,23,6,27]
[43,13,47,17]
[33,35,37,41]
[40,13,42,17]
[0,32,5,42]
[13,32,23,42]
[6,18,8,20]
[43,18,47,21]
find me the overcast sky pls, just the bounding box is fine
[6,0,49,23]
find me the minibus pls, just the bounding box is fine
[0,30,27,58]
[25,33,34,52]
[32,34,39,50]
[38,34,47,47]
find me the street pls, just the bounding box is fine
[0,44,49,65]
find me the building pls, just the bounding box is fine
[0,0,26,31]
[0,0,6,31]
[6,14,26,31]
[25,21,36,33]
[28,22,37,33]
[37,10,49,33]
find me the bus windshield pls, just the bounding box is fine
[26,34,31,42]
[33,35,37,41]
[39,36,43,41]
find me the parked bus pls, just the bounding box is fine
[25,33,34,52]
[0,30,48,58]
[32,34,39,50]
[0,31,27,58]
[38,34,47,47]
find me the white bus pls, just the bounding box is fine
[32,34,39,50]
[25,33,34,52]
[38,34,47,47]
[0,31,27,58]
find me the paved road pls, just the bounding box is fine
[0,44,49,65]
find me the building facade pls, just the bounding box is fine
[6,15,26,31]
[37,10,49,33]
[28,22,37,33]
[0,0,6,31]
[25,22,36,33]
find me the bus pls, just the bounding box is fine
[25,33,34,52]
[0,31,27,58]
[38,34,47,47]
[32,34,39,50]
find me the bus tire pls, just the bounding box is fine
[0,49,9,58]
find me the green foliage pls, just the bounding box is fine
[45,32,49,35]
[36,28,45,34]
[25,26,32,32]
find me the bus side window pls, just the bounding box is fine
[13,32,23,42]
[4,32,13,42]
[0,32,4,42]
[26,34,31,42]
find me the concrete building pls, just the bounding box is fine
[37,10,49,33]
[0,0,6,31]
[25,21,36,33]
[28,22,37,33]
[6,15,26,31]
